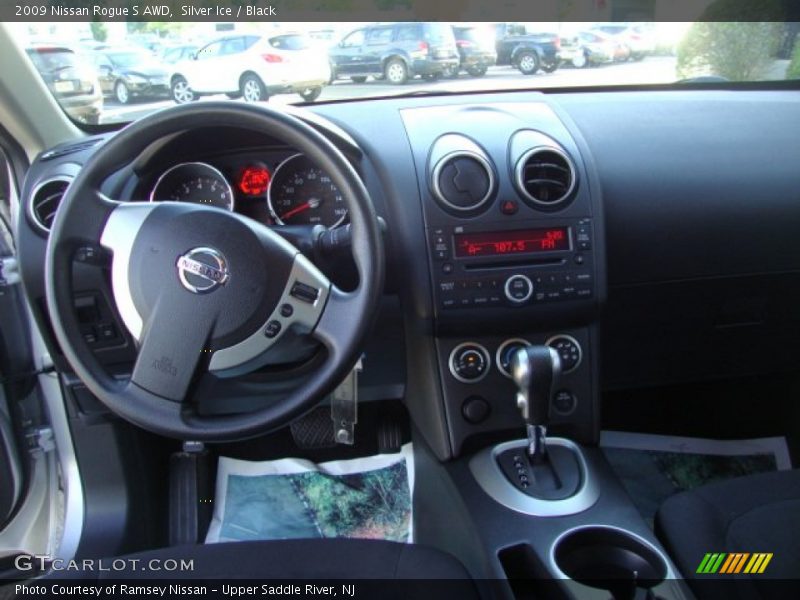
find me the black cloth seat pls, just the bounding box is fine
[655,469,800,599]
[48,539,480,598]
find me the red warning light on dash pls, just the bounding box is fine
[454,227,570,258]
[237,165,271,197]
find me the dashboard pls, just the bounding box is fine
[15,88,800,461]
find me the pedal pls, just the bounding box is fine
[377,417,404,454]
[290,407,336,449]
[331,357,362,445]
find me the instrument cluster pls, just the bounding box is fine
[148,150,347,229]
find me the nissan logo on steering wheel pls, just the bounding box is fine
[176,247,230,294]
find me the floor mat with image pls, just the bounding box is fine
[601,431,792,526]
[205,443,414,544]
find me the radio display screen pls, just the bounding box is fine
[454,227,570,258]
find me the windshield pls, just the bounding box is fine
[269,34,310,51]
[8,20,799,126]
[105,51,155,68]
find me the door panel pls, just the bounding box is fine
[0,407,22,529]
[188,40,226,92]
[363,26,393,73]
[332,29,365,76]
[0,149,25,531]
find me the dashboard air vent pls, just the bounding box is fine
[40,138,102,161]
[515,147,576,207]
[29,178,71,233]
[431,152,495,213]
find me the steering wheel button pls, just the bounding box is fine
[290,281,319,303]
[264,320,282,338]
[279,303,294,318]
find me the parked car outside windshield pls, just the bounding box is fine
[8,21,799,126]
[93,47,170,105]
[26,45,103,124]
[170,33,330,104]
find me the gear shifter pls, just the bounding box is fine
[495,345,581,500]
[511,346,561,464]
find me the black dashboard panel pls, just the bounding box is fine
[552,90,800,388]
[555,91,800,284]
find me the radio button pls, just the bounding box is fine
[442,298,456,309]
[504,275,534,304]
[577,287,593,298]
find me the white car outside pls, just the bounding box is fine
[590,24,655,60]
[170,33,330,104]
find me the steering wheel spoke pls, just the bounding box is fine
[130,299,214,402]
[209,253,330,377]
[100,203,159,340]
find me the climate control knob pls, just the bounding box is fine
[449,343,491,383]
[504,274,533,304]
[496,338,531,378]
[546,335,583,373]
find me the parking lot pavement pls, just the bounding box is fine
[100,56,678,124]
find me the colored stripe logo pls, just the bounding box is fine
[696,553,773,574]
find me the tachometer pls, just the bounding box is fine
[150,162,234,211]
[268,154,347,228]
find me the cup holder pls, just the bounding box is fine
[554,526,668,599]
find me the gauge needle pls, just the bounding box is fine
[279,197,320,221]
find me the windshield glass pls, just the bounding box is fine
[8,20,799,126]
[269,34,310,51]
[105,51,152,68]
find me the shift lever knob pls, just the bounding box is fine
[511,346,561,462]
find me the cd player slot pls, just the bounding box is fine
[464,258,566,271]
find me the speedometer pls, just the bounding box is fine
[268,154,347,228]
[150,162,234,211]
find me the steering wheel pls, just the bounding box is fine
[45,103,384,441]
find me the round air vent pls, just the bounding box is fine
[29,177,71,234]
[432,152,495,213]
[514,147,576,208]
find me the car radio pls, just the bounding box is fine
[429,217,595,311]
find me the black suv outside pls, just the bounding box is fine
[452,25,497,77]
[329,22,459,84]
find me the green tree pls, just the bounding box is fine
[677,22,782,81]
[788,41,800,80]
[90,22,107,43]
[127,22,188,39]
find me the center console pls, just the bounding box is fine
[401,102,690,598]
[401,101,605,456]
